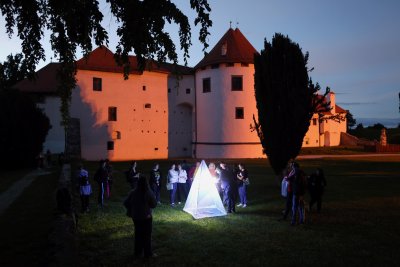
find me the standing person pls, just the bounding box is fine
[308,168,327,213]
[209,162,222,197]
[77,164,92,213]
[177,164,188,204]
[236,163,249,208]
[167,163,179,206]
[124,175,157,259]
[188,162,200,190]
[290,162,307,225]
[149,163,162,204]
[280,166,294,221]
[94,160,109,208]
[104,159,113,198]
[127,161,140,189]
[217,162,235,213]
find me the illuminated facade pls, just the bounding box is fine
[16,28,347,160]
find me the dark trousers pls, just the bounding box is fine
[283,192,293,219]
[238,184,247,205]
[309,192,323,212]
[177,183,187,202]
[170,183,178,204]
[224,184,235,213]
[80,195,90,212]
[150,184,161,203]
[133,217,153,258]
[97,182,105,206]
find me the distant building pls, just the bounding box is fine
[15,27,347,160]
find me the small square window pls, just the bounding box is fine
[235,107,244,119]
[186,88,191,94]
[93,77,102,91]
[107,141,114,150]
[142,86,146,91]
[168,88,171,93]
[232,76,243,91]
[108,107,117,121]
[203,78,211,93]
[144,103,151,109]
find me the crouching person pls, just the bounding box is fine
[124,175,157,259]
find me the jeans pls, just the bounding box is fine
[170,183,178,204]
[292,194,305,224]
[238,184,247,205]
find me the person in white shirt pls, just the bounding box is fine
[177,163,188,204]
[167,163,179,206]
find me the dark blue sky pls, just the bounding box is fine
[1,0,399,122]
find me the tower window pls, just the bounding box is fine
[186,88,191,94]
[142,85,146,91]
[93,77,102,91]
[144,103,151,109]
[203,78,211,93]
[235,107,244,119]
[112,131,121,140]
[108,107,117,121]
[232,76,243,91]
[168,88,171,93]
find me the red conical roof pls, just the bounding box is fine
[195,28,258,69]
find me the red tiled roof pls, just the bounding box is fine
[76,46,170,74]
[315,94,347,115]
[14,63,60,93]
[195,28,258,69]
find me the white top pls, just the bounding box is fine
[178,169,188,183]
[168,169,179,183]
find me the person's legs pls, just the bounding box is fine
[143,217,153,258]
[170,183,177,205]
[291,195,299,225]
[134,220,145,257]
[98,183,104,206]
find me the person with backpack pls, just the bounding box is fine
[77,164,92,212]
[289,162,307,225]
[308,168,327,213]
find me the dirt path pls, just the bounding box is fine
[0,169,52,215]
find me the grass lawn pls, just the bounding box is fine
[0,168,60,267]
[74,156,400,267]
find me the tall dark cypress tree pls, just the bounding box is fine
[253,33,328,174]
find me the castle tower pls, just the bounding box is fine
[194,28,264,158]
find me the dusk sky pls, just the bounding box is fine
[1,0,399,125]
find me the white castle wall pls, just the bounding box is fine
[195,63,264,158]
[71,69,169,161]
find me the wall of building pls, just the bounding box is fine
[302,114,321,147]
[167,75,195,158]
[71,69,169,161]
[195,63,264,158]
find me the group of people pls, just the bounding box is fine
[164,161,250,213]
[280,162,327,225]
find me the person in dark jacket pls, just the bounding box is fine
[124,175,157,258]
[289,162,307,225]
[94,160,109,208]
[149,163,162,204]
[217,162,236,213]
[127,161,140,189]
[308,168,327,213]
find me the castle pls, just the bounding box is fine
[16,28,347,160]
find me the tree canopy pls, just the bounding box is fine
[0,0,212,130]
[253,33,329,174]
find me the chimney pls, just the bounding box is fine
[327,92,335,113]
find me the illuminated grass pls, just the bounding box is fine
[74,156,400,266]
